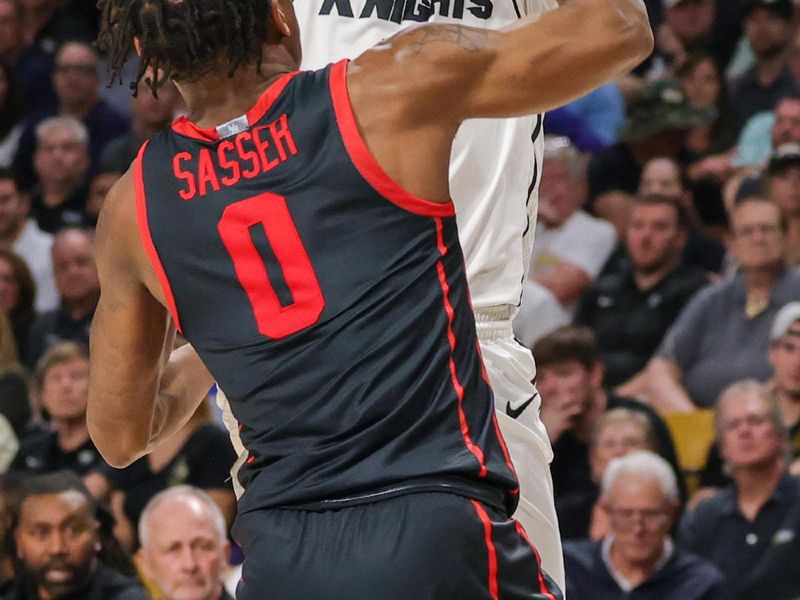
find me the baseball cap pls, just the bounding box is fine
[742,0,794,21]
[770,301,800,341]
[767,143,800,174]
[618,79,716,143]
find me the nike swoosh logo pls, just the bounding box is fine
[506,394,537,420]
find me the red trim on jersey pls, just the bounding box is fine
[471,500,500,600]
[171,71,300,142]
[133,142,183,333]
[515,521,560,600]
[492,413,520,495]
[435,218,487,478]
[329,59,455,218]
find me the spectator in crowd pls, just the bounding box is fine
[544,84,624,153]
[0,168,57,312]
[0,473,21,596]
[762,143,800,264]
[678,52,737,161]
[13,40,129,191]
[24,227,98,367]
[9,1,98,120]
[654,0,741,75]
[0,61,22,169]
[588,79,715,236]
[0,371,31,444]
[734,94,800,170]
[577,195,709,390]
[564,451,723,600]
[636,156,727,267]
[645,197,800,411]
[513,279,570,350]
[768,302,800,473]
[84,169,120,227]
[0,250,37,358]
[10,341,105,478]
[679,380,800,600]
[137,486,233,600]
[562,408,664,541]
[0,1,21,65]
[99,80,179,175]
[2,471,147,600]
[97,400,236,552]
[729,0,797,132]
[699,301,800,489]
[529,136,616,315]
[28,116,89,233]
[533,326,681,538]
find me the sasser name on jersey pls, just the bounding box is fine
[172,114,299,201]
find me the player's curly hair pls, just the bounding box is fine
[97,0,271,96]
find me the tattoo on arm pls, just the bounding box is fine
[406,25,490,54]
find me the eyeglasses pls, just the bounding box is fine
[733,222,781,238]
[606,507,669,528]
[721,413,771,433]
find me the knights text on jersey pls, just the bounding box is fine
[297,0,556,311]
[135,62,519,517]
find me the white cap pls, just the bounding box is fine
[771,302,800,341]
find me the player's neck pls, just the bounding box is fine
[176,52,297,130]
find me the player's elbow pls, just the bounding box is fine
[87,412,146,468]
[605,0,654,67]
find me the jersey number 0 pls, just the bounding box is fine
[217,192,325,339]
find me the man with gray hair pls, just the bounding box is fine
[526,135,617,316]
[564,450,723,599]
[29,116,90,233]
[12,39,129,191]
[768,301,800,472]
[679,379,800,600]
[137,486,232,600]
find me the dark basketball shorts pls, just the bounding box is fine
[232,491,563,600]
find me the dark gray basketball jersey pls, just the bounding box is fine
[135,61,519,516]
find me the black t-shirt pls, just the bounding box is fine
[576,264,709,387]
[103,424,236,529]
[9,427,104,476]
[1,564,148,600]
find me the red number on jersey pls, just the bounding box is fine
[217,192,325,339]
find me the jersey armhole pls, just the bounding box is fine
[327,59,455,218]
[133,141,184,333]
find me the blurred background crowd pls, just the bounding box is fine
[0,0,798,599]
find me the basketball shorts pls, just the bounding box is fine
[232,491,562,600]
[476,315,564,592]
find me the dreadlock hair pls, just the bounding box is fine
[97,0,271,97]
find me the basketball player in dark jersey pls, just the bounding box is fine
[87,0,651,597]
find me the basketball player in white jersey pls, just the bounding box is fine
[223,0,568,587]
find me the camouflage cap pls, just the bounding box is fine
[618,79,716,143]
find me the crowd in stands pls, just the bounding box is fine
[0,0,797,599]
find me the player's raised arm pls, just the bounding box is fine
[349,0,653,124]
[87,171,214,468]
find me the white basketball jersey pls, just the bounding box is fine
[298,0,557,313]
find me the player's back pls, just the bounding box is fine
[135,64,518,516]
[298,0,557,312]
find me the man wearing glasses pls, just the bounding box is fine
[679,381,800,600]
[563,450,723,600]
